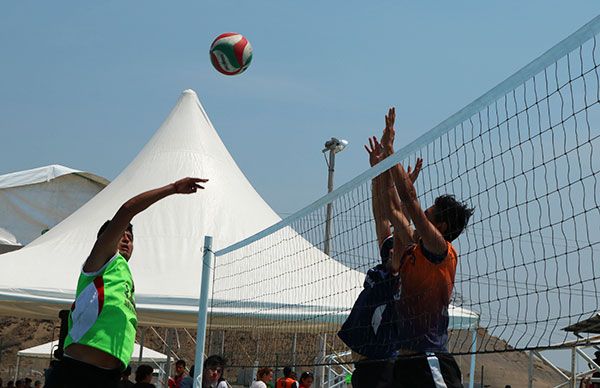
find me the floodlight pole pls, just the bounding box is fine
[322,138,348,257]
[193,235,214,388]
[323,148,336,257]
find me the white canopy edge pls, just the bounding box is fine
[0,287,479,330]
[17,340,167,362]
[0,164,109,189]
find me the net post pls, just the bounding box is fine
[469,329,477,388]
[193,235,214,388]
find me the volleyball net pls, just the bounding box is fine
[207,16,600,367]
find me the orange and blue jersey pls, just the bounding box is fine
[395,240,457,353]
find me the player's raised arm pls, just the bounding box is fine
[84,177,208,272]
[391,163,448,256]
[365,136,392,246]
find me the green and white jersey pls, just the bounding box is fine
[64,253,138,368]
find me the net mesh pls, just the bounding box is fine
[207,22,600,369]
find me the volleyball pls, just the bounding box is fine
[209,32,253,76]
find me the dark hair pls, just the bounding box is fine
[175,359,186,368]
[379,235,393,264]
[204,355,226,369]
[300,371,314,382]
[135,364,154,383]
[432,195,474,242]
[97,220,133,239]
[122,365,132,376]
[257,367,273,379]
[283,366,294,377]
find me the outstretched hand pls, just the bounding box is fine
[407,158,423,183]
[173,177,209,194]
[381,107,396,156]
[364,136,384,167]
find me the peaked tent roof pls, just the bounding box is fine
[0,90,479,330]
[0,164,109,248]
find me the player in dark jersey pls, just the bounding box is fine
[338,126,422,388]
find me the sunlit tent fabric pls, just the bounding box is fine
[0,227,20,254]
[0,90,478,330]
[14,341,167,380]
[17,341,167,363]
[0,164,109,252]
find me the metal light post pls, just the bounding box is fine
[322,137,348,257]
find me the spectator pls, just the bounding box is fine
[15,381,24,388]
[169,360,187,388]
[251,367,274,388]
[298,372,313,388]
[133,364,155,388]
[7,381,14,388]
[179,364,194,388]
[118,365,134,388]
[275,367,298,388]
[201,355,230,388]
[34,382,42,388]
[24,379,32,388]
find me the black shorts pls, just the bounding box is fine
[44,357,121,388]
[393,353,462,388]
[351,359,395,388]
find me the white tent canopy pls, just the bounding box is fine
[0,90,479,330]
[0,227,20,254]
[17,341,167,363]
[13,340,167,382]
[0,164,108,251]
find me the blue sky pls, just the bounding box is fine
[2,0,599,374]
[1,1,598,216]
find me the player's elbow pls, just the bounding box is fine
[118,200,138,217]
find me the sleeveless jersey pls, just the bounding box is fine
[396,241,457,352]
[64,253,137,368]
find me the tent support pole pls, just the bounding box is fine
[528,350,534,388]
[139,327,145,363]
[14,355,20,382]
[193,235,214,388]
[571,346,577,388]
[164,328,172,388]
[221,330,225,355]
[292,333,297,367]
[319,334,327,388]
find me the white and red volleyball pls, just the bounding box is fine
[209,32,253,76]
